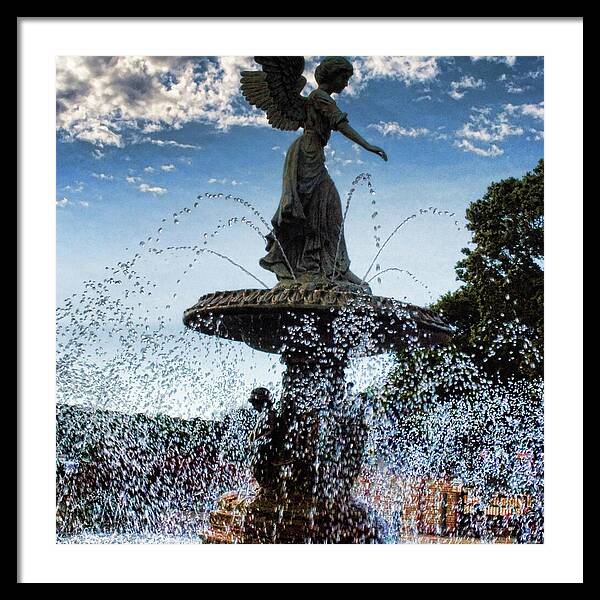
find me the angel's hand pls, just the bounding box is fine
[368,145,388,161]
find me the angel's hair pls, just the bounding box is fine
[314,57,354,85]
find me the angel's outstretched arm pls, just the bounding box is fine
[337,122,388,161]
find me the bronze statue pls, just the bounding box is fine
[247,387,278,490]
[240,57,387,294]
[188,57,451,543]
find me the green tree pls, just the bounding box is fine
[372,162,545,496]
[435,159,544,380]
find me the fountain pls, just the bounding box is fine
[184,287,451,543]
[55,57,544,546]
[182,56,453,543]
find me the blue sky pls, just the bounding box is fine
[56,55,543,314]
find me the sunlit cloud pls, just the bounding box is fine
[454,139,504,157]
[56,56,444,146]
[368,121,430,138]
[449,76,486,101]
[504,101,545,120]
[471,56,517,67]
[138,183,167,195]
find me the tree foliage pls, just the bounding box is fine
[378,160,544,446]
[435,159,544,379]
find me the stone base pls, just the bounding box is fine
[202,491,251,544]
[204,491,385,544]
[244,495,385,544]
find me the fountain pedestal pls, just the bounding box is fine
[184,286,451,543]
[243,348,380,543]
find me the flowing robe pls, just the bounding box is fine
[260,89,366,290]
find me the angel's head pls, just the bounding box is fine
[249,387,272,412]
[315,57,354,94]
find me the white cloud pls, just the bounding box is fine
[126,176,141,184]
[504,101,545,120]
[54,197,92,210]
[138,183,167,195]
[92,172,113,180]
[160,164,176,172]
[502,102,544,142]
[345,56,439,95]
[528,128,544,141]
[506,82,525,94]
[471,56,517,67]
[368,121,429,138]
[455,76,485,89]
[140,122,163,133]
[456,110,523,144]
[56,56,441,145]
[144,166,155,173]
[449,89,466,101]
[141,138,200,149]
[56,56,268,146]
[208,177,244,186]
[453,106,524,157]
[454,139,504,157]
[62,181,84,193]
[449,76,486,100]
[524,69,544,80]
[324,146,364,167]
[471,106,492,115]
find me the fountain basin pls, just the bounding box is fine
[183,285,453,543]
[183,287,452,356]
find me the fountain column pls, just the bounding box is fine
[243,339,382,543]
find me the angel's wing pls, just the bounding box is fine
[240,56,307,131]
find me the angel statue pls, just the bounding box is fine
[240,56,387,294]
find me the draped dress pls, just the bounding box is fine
[259,89,367,291]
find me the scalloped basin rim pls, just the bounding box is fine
[183,288,452,355]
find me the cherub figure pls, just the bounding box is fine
[241,57,387,293]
